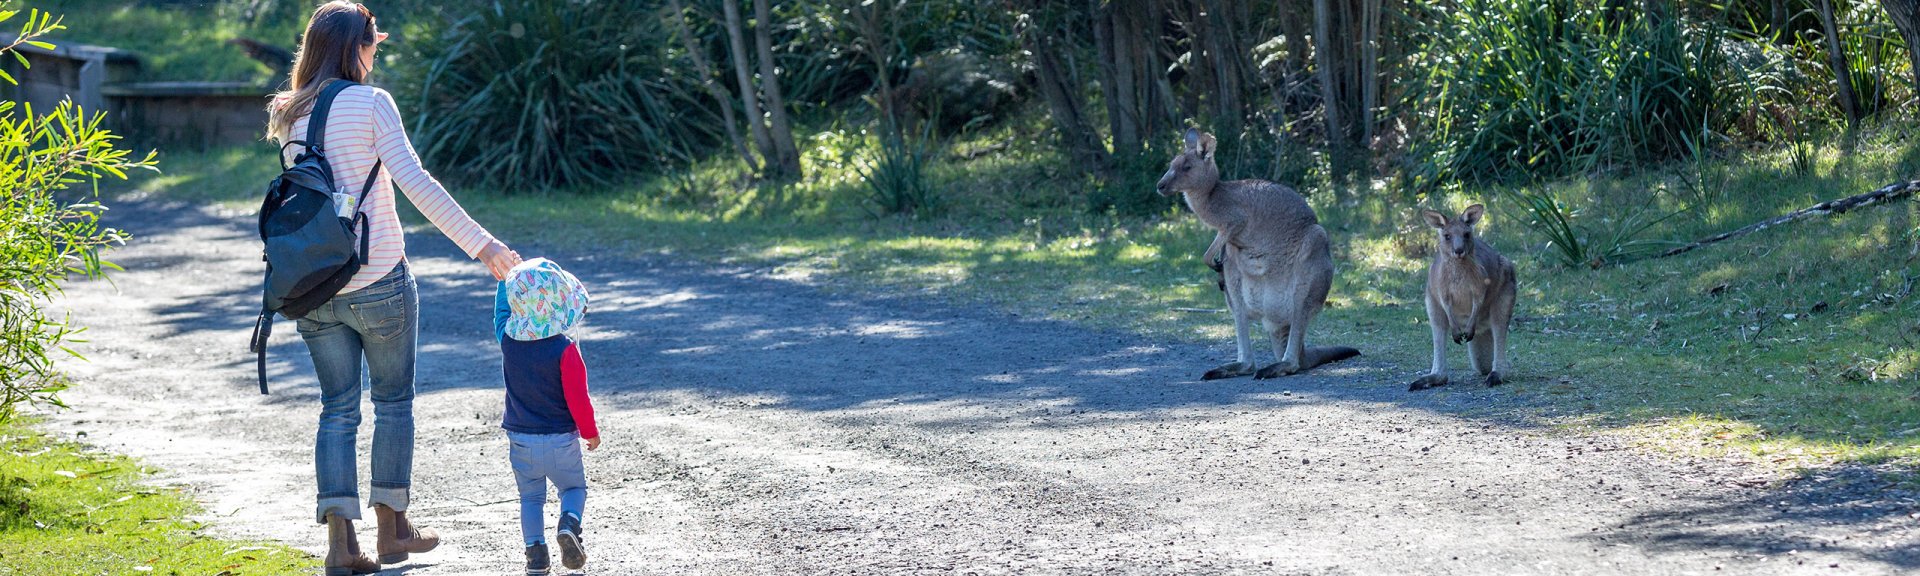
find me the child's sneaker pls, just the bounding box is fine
[556,513,587,570]
[525,542,550,576]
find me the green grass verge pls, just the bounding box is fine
[13,0,301,85]
[0,418,311,575]
[11,0,440,86]
[115,119,1920,480]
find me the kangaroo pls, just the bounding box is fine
[1410,204,1517,391]
[1157,129,1360,380]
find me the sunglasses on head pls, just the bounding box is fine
[353,3,388,43]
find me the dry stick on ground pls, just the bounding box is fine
[1658,180,1920,258]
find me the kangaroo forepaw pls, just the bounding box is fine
[1255,361,1301,380]
[1203,362,1253,380]
[1452,333,1474,344]
[1484,371,1504,387]
[1408,373,1449,391]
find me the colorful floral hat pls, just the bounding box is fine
[503,258,590,341]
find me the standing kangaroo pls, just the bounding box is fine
[1411,204,1517,391]
[1157,129,1360,380]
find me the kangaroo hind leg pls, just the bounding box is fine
[1204,260,1257,380]
[1411,293,1449,391]
[1471,326,1500,386]
[1256,301,1308,379]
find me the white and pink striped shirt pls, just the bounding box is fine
[282,85,495,294]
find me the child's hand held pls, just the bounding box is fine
[584,436,601,451]
[480,241,523,280]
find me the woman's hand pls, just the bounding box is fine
[479,240,523,280]
[583,436,601,451]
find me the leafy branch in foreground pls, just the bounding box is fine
[0,5,158,422]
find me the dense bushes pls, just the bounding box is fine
[1402,0,1744,185]
[397,1,720,191]
[0,12,155,422]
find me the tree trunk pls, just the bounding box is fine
[1197,0,1248,138]
[1280,0,1310,72]
[1881,0,1920,96]
[1358,0,1381,144]
[1817,0,1861,129]
[1180,0,1213,123]
[722,0,775,175]
[1021,6,1109,176]
[849,2,898,127]
[1094,1,1142,156]
[1314,0,1342,150]
[753,0,803,180]
[1096,0,1177,157]
[1142,0,1178,146]
[669,0,757,172]
[1313,0,1388,170]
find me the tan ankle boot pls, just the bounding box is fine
[324,513,380,576]
[374,504,440,564]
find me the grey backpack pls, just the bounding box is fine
[247,80,382,394]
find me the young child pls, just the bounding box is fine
[494,258,600,575]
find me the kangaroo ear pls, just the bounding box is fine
[1421,209,1447,229]
[1198,132,1217,161]
[1461,204,1485,226]
[1183,128,1200,153]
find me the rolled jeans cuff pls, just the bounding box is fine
[316,496,361,525]
[370,484,410,512]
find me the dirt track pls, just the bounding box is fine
[44,198,1920,575]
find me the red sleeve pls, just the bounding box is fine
[560,343,598,440]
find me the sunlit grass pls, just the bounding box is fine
[0,419,312,574]
[17,0,303,85]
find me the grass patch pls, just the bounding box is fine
[116,121,1920,479]
[14,0,303,85]
[0,418,311,574]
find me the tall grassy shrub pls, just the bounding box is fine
[1835,17,1907,119]
[398,1,719,191]
[0,9,156,422]
[858,121,939,216]
[1403,0,1740,185]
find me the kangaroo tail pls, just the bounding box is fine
[1304,345,1362,370]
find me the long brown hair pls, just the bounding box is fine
[266,1,379,144]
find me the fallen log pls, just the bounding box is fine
[1658,179,1920,259]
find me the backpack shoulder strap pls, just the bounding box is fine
[303,79,361,152]
[250,265,274,395]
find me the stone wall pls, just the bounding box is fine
[3,34,268,149]
[104,82,270,149]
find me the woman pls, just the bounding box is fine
[266,3,522,574]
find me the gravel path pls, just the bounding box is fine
[44,198,1919,575]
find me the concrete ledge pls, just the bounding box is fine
[102,81,270,98]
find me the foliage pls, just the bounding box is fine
[0,8,156,423]
[1503,186,1680,269]
[399,0,719,191]
[857,121,939,216]
[1813,5,1909,121]
[1403,0,1743,185]
[1088,149,1182,218]
[1672,127,1729,212]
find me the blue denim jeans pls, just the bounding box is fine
[507,431,587,545]
[296,264,418,524]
